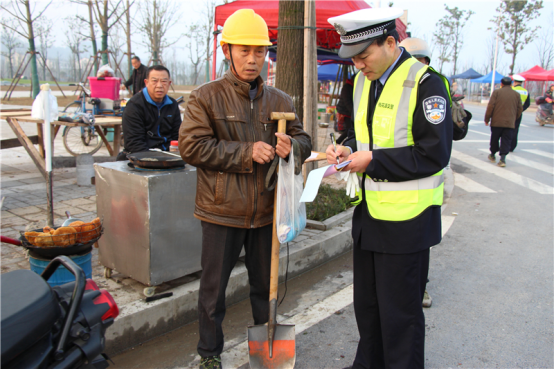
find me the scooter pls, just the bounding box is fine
[535,96,554,126]
[1,255,119,369]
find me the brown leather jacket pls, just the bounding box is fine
[485,85,523,128]
[179,70,312,228]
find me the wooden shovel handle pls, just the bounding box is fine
[269,118,287,301]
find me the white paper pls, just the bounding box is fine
[307,151,319,160]
[300,165,340,203]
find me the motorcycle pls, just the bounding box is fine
[535,96,554,126]
[1,255,119,369]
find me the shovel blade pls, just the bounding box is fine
[248,323,296,369]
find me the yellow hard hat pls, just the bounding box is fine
[220,9,272,46]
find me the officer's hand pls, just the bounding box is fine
[252,141,275,164]
[275,133,291,159]
[326,144,349,164]
[341,150,373,173]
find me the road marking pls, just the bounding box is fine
[216,285,355,369]
[442,215,456,237]
[451,150,554,194]
[523,149,554,159]
[458,140,554,143]
[453,172,497,193]
[468,129,490,137]
[520,124,529,128]
[478,149,554,175]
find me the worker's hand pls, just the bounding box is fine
[275,133,292,158]
[252,141,275,164]
[484,121,489,126]
[340,150,373,173]
[326,144,349,164]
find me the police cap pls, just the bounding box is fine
[328,8,404,59]
[512,74,525,82]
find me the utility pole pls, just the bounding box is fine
[303,0,317,176]
[490,32,499,98]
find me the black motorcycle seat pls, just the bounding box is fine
[1,269,61,366]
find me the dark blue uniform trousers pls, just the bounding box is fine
[353,245,430,369]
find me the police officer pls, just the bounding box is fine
[326,8,454,368]
[511,74,530,151]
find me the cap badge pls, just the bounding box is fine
[333,23,347,36]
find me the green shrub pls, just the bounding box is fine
[306,184,353,221]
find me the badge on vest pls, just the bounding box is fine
[423,96,447,124]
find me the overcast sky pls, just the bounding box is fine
[8,0,553,77]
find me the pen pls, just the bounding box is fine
[330,133,340,164]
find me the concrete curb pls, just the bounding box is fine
[104,222,354,354]
[105,170,455,355]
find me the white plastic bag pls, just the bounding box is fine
[276,144,306,243]
[31,90,58,121]
[97,64,114,77]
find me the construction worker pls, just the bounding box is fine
[510,74,530,151]
[178,9,311,369]
[326,8,454,367]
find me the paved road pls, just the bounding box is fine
[111,106,553,368]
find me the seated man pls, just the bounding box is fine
[118,65,181,160]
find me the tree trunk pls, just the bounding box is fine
[275,1,304,122]
[101,31,108,65]
[125,0,132,77]
[25,0,40,98]
[88,0,98,75]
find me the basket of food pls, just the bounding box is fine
[19,218,103,258]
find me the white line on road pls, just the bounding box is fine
[478,149,554,175]
[451,150,554,194]
[468,129,490,137]
[523,149,554,159]
[453,172,497,193]
[520,124,529,128]
[442,215,456,237]
[457,140,554,143]
[217,285,355,369]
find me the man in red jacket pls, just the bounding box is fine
[485,77,523,167]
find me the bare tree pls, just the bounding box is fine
[66,18,88,81]
[0,0,53,98]
[490,0,544,75]
[439,5,474,76]
[201,0,217,82]
[137,0,179,66]
[535,28,554,70]
[91,0,125,65]
[432,27,452,75]
[185,23,204,85]
[35,17,54,81]
[124,0,132,77]
[1,19,23,78]
[73,0,99,75]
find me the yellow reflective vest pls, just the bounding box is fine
[352,57,450,221]
[512,85,529,105]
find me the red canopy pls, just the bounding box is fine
[211,1,408,79]
[518,65,548,81]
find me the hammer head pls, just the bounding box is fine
[270,112,295,121]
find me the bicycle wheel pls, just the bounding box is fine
[63,126,103,156]
[63,101,83,114]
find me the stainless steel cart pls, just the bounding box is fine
[95,161,202,296]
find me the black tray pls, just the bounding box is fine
[19,226,102,258]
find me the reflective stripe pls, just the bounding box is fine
[364,173,444,192]
[394,62,427,147]
[356,140,370,152]
[353,73,365,124]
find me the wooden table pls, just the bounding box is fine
[1,111,122,179]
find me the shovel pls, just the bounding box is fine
[248,113,296,369]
